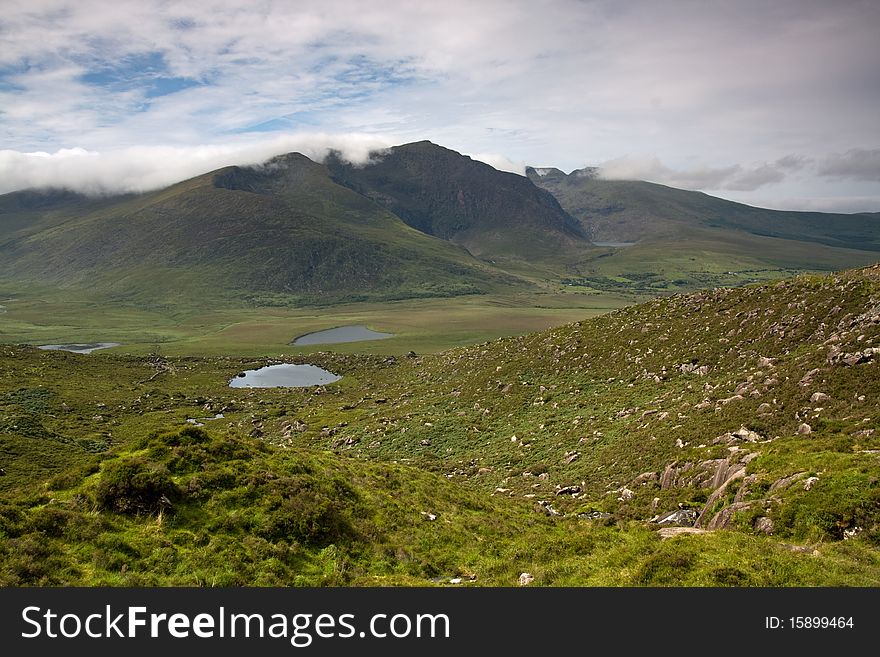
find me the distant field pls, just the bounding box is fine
[0,283,629,356]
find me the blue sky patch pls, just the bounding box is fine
[79,51,201,100]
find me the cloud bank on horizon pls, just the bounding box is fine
[1,0,879,211]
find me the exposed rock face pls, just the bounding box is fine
[755,517,774,535]
[706,501,753,530]
[694,467,747,528]
[654,509,697,526]
[769,472,808,492]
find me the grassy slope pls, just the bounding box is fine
[2,266,880,585]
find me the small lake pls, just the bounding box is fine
[592,241,636,248]
[38,342,121,354]
[293,325,394,346]
[229,364,341,388]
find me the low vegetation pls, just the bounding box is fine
[2,265,880,585]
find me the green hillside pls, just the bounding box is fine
[2,265,879,585]
[0,155,521,306]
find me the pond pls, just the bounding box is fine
[229,363,341,388]
[37,342,121,354]
[293,325,394,346]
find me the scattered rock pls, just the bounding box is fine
[733,427,763,442]
[796,423,812,435]
[810,392,830,403]
[844,527,863,540]
[556,485,581,496]
[518,572,535,586]
[707,501,753,530]
[617,487,635,501]
[654,509,697,526]
[562,451,580,465]
[757,403,772,415]
[754,517,774,535]
[803,476,819,490]
[758,356,775,368]
[536,500,562,516]
[799,368,821,387]
[421,511,438,521]
[578,511,612,520]
[633,471,658,486]
[769,472,808,492]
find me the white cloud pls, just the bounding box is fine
[466,152,526,175]
[818,148,880,182]
[0,133,397,195]
[0,1,878,209]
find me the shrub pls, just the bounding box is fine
[95,458,180,516]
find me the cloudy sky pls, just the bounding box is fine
[1,0,879,211]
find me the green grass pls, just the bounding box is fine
[2,265,880,585]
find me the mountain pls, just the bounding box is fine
[326,141,590,261]
[526,166,880,250]
[526,166,880,292]
[0,153,521,306]
[2,142,879,308]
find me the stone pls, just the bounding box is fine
[556,485,582,496]
[810,392,830,403]
[518,572,535,586]
[633,471,658,485]
[710,459,732,490]
[562,451,580,465]
[654,509,697,526]
[799,368,821,387]
[769,472,808,492]
[797,423,812,435]
[707,501,753,530]
[755,517,774,535]
[421,511,438,521]
[758,356,775,368]
[733,427,762,442]
[757,403,772,415]
[803,476,819,490]
[694,467,746,528]
[658,527,710,539]
[617,487,635,501]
